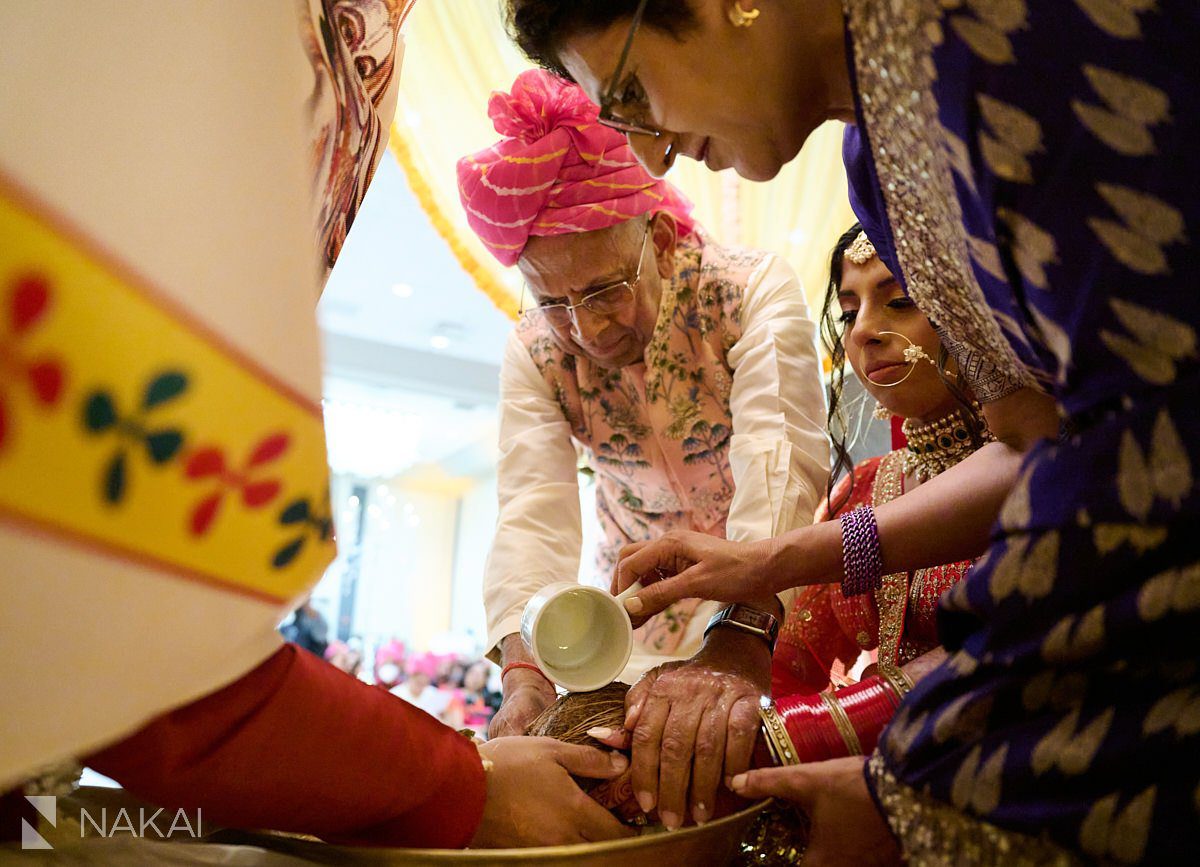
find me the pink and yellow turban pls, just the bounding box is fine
[457,69,697,266]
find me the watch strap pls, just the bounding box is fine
[704,603,779,652]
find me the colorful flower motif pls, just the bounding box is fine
[82,370,188,504]
[272,490,333,569]
[183,432,290,536]
[0,273,66,453]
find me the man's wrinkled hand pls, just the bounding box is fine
[589,630,771,830]
[488,675,555,739]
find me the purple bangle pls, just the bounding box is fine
[839,505,883,597]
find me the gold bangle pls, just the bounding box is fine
[821,693,863,756]
[877,665,914,709]
[758,697,800,766]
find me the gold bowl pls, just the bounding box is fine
[16,787,771,866]
[219,799,771,866]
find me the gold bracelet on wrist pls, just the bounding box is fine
[877,665,914,710]
[821,692,863,756]
[758,697,800,766]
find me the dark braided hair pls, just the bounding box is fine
[502,0,697,80]
[821,224,989,514]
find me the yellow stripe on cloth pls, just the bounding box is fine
[0,177,334,603]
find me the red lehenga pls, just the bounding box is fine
[772,449,973,698]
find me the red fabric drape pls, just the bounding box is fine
[86,644,487,848]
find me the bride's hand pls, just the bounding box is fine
[729,757,901,867]
[612,531,778,619]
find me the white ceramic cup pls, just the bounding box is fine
[520,581,643,692]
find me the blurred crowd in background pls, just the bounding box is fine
[281,602,502,735]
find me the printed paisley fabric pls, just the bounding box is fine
[842,0,1200,862]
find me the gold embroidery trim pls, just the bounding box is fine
[867,752,1084,867]
[843,0,1037,403]
[871,450,910,676]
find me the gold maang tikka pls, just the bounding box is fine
[844,230,876,265]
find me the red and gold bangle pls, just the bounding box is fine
[500,661,554,688]
[775,693,850,762]
[835,676,896,755]
[774,675,903,761]
[821,693,863,755]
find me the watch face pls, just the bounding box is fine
[737,607,774,631]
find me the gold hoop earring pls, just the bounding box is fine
[728,3,760,27]
[860,330,937,388]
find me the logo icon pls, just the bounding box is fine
[22,795,56,850]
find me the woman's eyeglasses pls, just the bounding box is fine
[597,0,662,140]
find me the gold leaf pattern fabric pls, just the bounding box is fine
[1032,708,1114,776]
[944,0,1030,64]
[1100,300,1196,385]
[951,16,1016,63]
[1110,298,1197,358]
[941,124,979,192]
[977,94,1043,182]
[1097,183,1186,246]
[1041,604,1106,664]
[869,753,1083,866]
[1093,522,1167,555]
[1136,563,1200,622]
[1143,686,1200,738]
[1082,64,1170,124]
[1149,410,1192,508]
[1117,428,1154,520]
[1074,0,1158,40]
[934,692,995,744]
[999,463,1035,531]
[1089,183,1186,275]
[1071,66,1170,156]
[967,0,1030,30]
[951,743,1008,814]
[1080,786,1156,863]
[986,531,1058,602]
[845,0,1200,860]
[996,208,1057,288]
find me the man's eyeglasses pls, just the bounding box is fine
[597,0,662,140]
[521,221,652,330]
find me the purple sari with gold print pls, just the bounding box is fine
[841,0,1200,863]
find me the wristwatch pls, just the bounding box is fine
[704,604,780,652]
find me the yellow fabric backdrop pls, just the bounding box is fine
[392,0,855,318]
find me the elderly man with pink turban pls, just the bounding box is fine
[458,70,829,831]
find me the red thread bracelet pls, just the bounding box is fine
[500,661,554,688]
